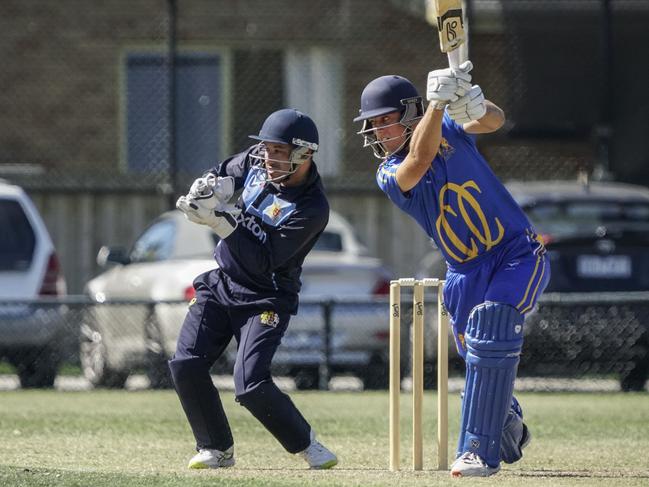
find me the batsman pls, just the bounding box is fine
[171,108,337,470]
[354,6,550,476]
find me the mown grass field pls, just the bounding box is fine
[1,389,648,486]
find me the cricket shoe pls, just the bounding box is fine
[450,452,500,477]
[297,430,338,469]
[188,446,235,469]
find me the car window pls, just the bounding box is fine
[526,200,649,237]
[312,231,343,252]
[0,199,36,271]
[129,219,176,263]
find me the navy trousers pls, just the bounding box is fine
[168,283,311,454]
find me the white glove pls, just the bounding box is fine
[176,195,240,239]
[188,174,235,209]
[426,60,473,109]
[447,85,487,124]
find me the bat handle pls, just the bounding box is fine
[447,48,461,70]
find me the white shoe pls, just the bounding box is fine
[450,452,500,477]
[188,446,235,469]
[297,430,338,469]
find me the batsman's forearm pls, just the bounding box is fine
[464,101,505,134]
[396,104,444,192]
[412,104,444,160]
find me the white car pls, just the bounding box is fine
[82,210,393,389]
[0,180,68,387]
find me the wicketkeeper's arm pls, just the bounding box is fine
[223,207,328,276]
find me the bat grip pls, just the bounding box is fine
[447,48,461,70]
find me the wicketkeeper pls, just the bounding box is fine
[354,65,550,477]
[170,108,337,470]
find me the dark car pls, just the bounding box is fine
[419,180,649,289]
[508,180,649,292]
[416,180,649,391]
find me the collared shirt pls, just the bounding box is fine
[377,112,533,272]
[198,145,329,314]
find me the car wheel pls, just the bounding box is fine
[620,352,649,392]
[13,347,60,388]
[423,360,438,390]
[144,311,173,389]
[620,327,649,392]
[80,321,129,388]
[292,368,320,390]
[362,356,389,390]
[621,370,648,392]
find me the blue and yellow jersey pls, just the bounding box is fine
[377,112,534,272]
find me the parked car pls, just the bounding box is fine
[417,179,649,390]
[81,210,393,389]
[420,180,649,288]
[0,180,68,387]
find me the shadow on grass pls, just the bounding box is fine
[516,469,649,479]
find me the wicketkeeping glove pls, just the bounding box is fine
[426,60,473,109]
[446,85,486,124]
[176,194,240,239]
[188,174,235,209]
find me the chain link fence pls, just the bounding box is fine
[0,293,647,392]
[1,0,648,192]
[2,1,649,393]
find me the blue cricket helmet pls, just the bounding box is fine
[249,108,319,150]
[354,75,422,122]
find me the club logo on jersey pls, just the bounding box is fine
[260,195,295,226]
[260,311,280,328]
[436,180,505,263]
[437,137,455,161]
[264,201,283,223]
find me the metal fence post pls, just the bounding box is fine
[319,300,333,390]
[167,0,178,209]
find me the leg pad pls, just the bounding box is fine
[457,302,524,467]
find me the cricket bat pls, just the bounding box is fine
[427,0,466,70]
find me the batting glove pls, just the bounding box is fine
[176,195,240,239]
[426,60,473,109]
[446,85,486,124]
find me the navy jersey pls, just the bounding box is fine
[377,112,534,272]
[197,145,329,314]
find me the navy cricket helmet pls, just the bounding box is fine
[249,108,319,150]
[354,75,424,159]
[248,108,319,183]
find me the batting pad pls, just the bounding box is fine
[457,302,524,467]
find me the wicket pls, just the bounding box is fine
[389,278,450,471]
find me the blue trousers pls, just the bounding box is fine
[168,282,311,454]
[443,232,550,359]
[443,232,549,466]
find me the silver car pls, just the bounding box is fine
[81,210,393,389]
[0,180,68,387]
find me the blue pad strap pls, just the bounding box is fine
[457,302,524,467]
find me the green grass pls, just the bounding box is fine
[1,390,648,486]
